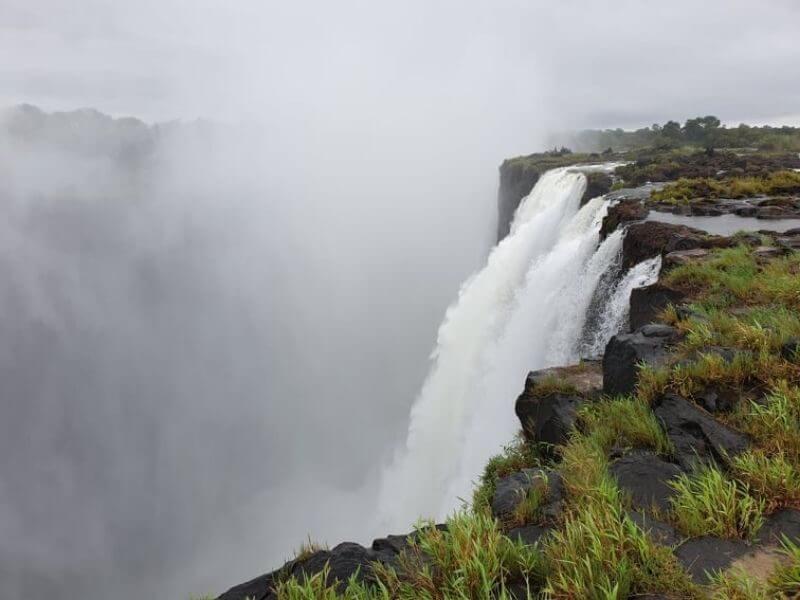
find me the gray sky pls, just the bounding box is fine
[1,2,800,599]
[3,1,800,142]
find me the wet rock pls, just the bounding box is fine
[653,394,749,469]
[695,386,740,413]
[516,367,598,447]
[674,537,752,583]
[217,572,279,600]
[523,362,603,396]
[758,508,800,545]
[492,469,565,524]
[582,171,613,206]
[663,248,709,268]
[757,205,793,219]
[754,245,783,258]
[492,469,548,521]
[603,325,680,396]
[783,227,800,236]
[600,199,648,239]
[781,338,800,361]
[609,451,683,513]
[507,524,551,547]
[629,283,685,331]
[628,510,679,546]
[622,221,708,270]
[776,236,800,250]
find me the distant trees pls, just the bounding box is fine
[555,115,800,153]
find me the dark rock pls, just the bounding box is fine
[781,338,800,361]
[629,283,686,330]
[783,227,800,236]
[582,171,613,206]
[653,394,749,469]
[609,451,683,513]
[758,508,800,545]
[695,386,740,413]
[492,469,548,521]
[628,510,680,546]
[757,206,792,219]
[735,204,759,217]
[524,362,603,396]
[600,199,648,239]
[776,236,800,250]
[663,248,709,268]
[507,524,551,547]
[622,221,707,270]
[217,572,278,600]
[734,232,763,246]
[674,537,752,583]
[603,325,679,396]
[753,245,783,258]
[515,382,583,448]
[492,469,565,524]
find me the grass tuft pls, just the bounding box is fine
[670,465,765,539]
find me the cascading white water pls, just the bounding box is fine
[378,166,655,528]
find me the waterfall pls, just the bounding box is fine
[378,166,653,528]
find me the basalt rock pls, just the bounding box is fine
[603,324,680,396]
[629,283,685,330]
[758,508,800,545]
[599,199,648,239]
[582,171,613,206]
[674,537,753,583]
[627,510,679,546]
[663,248,709,268]
[506,524,552,547]
[515,364,602,448]
[491,468,565,525]
[781,338,800,361]
[217,529,443,600]
[609,451,683,513]
[653,393,749,469]
[621,221,729,270]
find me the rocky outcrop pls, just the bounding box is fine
[582,172,613,205]
[603,324,680,396]
[629,283,685,331]
[599,199,649,239]
[609,451,683,513]
[497,164,541,242]
[652,393,749,469]
[515,362,602,447]
[674,537,753,583]
[621,221,730,270]
[491,468,565,525]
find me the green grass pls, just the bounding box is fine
[731,450,800,511]
[669,466,765,539]
[709,568,769,600]
[378,512,543,599]
[576,396,673,456]
[769,536,800,597]
[651,170,800,203]
[731,384,800,462]
[526,374,579,398]
[544,431,697,598]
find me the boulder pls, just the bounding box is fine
[653,394,749,469]
[515,392,582,448]
[674,537,752,583]
[628,510,679,546]
[506,524,551,547]
[629,283,685,330]
[622,221,706,270]
[603,324,680,396]
[515,365,601,447]
[609,451,683,513]
[582,171,613,206]
[663,248,709,268]
[758,508,800,545]
[599,199,648,239]
[776,236,800,250]
[492,469,565,524]
[753,245,783,259]
[217,572,279,600]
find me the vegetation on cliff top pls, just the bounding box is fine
[649,170,800,203]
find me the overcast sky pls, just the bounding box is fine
[2,0,800,148]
